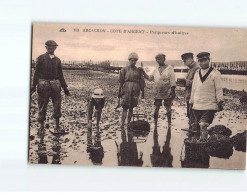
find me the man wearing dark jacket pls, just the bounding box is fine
[31,40,70,133]
[181,53,200,131]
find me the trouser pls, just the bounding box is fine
[190,109,216,133]
[186,101,192,128]
[37,79,62,123]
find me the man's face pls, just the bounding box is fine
[156,56,165,65]
[46,45,57,54]
[199,58,210,69]
[183,58,193,67]
[129,58,137,66]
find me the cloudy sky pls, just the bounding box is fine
[32,23,247,62]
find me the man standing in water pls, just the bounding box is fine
[189,52,224,140]
[31,40,70,134]
[181,53,200,131]
[141,53,176,127]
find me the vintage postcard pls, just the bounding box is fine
[29,23,246,169]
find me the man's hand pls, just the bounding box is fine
[218,101,224,112]
[31,86,36,95]
[64,88,71,96]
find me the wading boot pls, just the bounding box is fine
[200,126,208,142]
[88,120,92,130]
[167,112,171,128]
[37,122,44,135]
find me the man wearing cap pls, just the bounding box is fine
[31,40,70,133]
[189,52,224,140]
[181,53,200,130]
[87,88,105,130]
[141,53,176,127]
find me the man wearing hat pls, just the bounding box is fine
[181,53,200,130]
[31,40,70,133]
[141,53,176,127]
[189,52,224,140]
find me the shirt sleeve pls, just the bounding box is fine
[118,68,125,84]
[186,67,199,87]
[139,70,146,89]
[189,72,197,104]
[32,56,42,87]
[214,71,223,103]
[57,59,68,89]
[169,66,176,87]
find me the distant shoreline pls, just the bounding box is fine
[59,66,247,75]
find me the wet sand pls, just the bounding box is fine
[28,70,246,169]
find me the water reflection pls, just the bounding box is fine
[175,72,247,91]
[51,136,62,164]
[150,126,173,167]
[87,130,104,165]
[116,128,143,166]
[37,132,48,164]
[221,75,247,91]
[181,138,209,168]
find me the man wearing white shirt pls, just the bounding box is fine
[141,53,176,127]
[189,52,224,140]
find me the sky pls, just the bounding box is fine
[32,23,247,62]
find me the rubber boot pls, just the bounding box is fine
[200,126,208,141]
[38,121,44,135]
[88,120,92,130]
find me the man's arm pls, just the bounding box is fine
[118,68,125,98]
[118,83,123,98]
[185,67,199,87]
[189,73,197,104]
[170,67,176,99]
[138,67,154,81]
[31,57,41,94]
[87,99,94,121]
[214,71,224,110]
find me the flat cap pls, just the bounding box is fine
[181,52,194,60]
[128,52,139,60]
[45,40,58,46]
[155,53,166,59]
[197,52,210,60]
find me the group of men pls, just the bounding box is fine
[138,51,223,140]
[31,40,224,140]
[180,52,224,140]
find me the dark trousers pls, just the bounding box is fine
[186,101,192,128]
[37,79,62,123]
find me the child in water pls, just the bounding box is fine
[87,88,105,130]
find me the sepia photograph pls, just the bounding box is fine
[28,23,246,169]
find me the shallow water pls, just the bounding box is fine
[175,73,247,91]
[28,70,246,169]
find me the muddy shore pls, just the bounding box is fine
[29,70,246,169]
